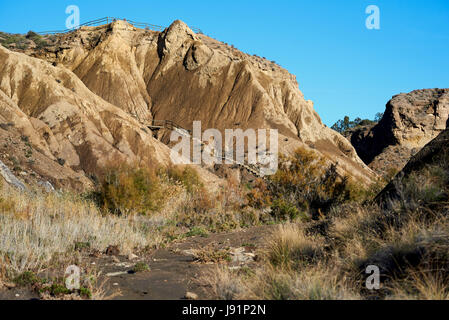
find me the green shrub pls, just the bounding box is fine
[14,271,42,286]
[79,286,92,299]
[0,33,28,49]
[132,262,150,273]
[26,30,49,49]
[270,198,304,222]
[185,226,209,238]
[74,241,91,252]
[0,31,49,50]
[40,283,71,296]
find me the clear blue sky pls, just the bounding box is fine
[1,0,448,126]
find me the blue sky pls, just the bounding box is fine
[0,0,448,126]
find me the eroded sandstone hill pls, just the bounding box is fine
[376,127,449,202]
[346,89,449,176]
[0,19,374,189]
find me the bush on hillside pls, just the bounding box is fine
[166,166,202,194]
[246,178,272,209]
[26,31,49,49]
[331,114,383,134]
[94,163,167,216]
[266,148,353,221]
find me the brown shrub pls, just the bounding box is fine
[94,163,168,216]
[261,148,356,221]
[246,178,272,209]
[166,166,203,194]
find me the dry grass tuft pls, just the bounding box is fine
[266,224,324,269]
[201,266,244,300]
[0,185,161,275]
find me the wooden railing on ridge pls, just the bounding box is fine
[37,17,202,35]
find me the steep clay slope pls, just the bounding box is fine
[346,89,449,176]
[25,20,373,183]
[0,43,176,190]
